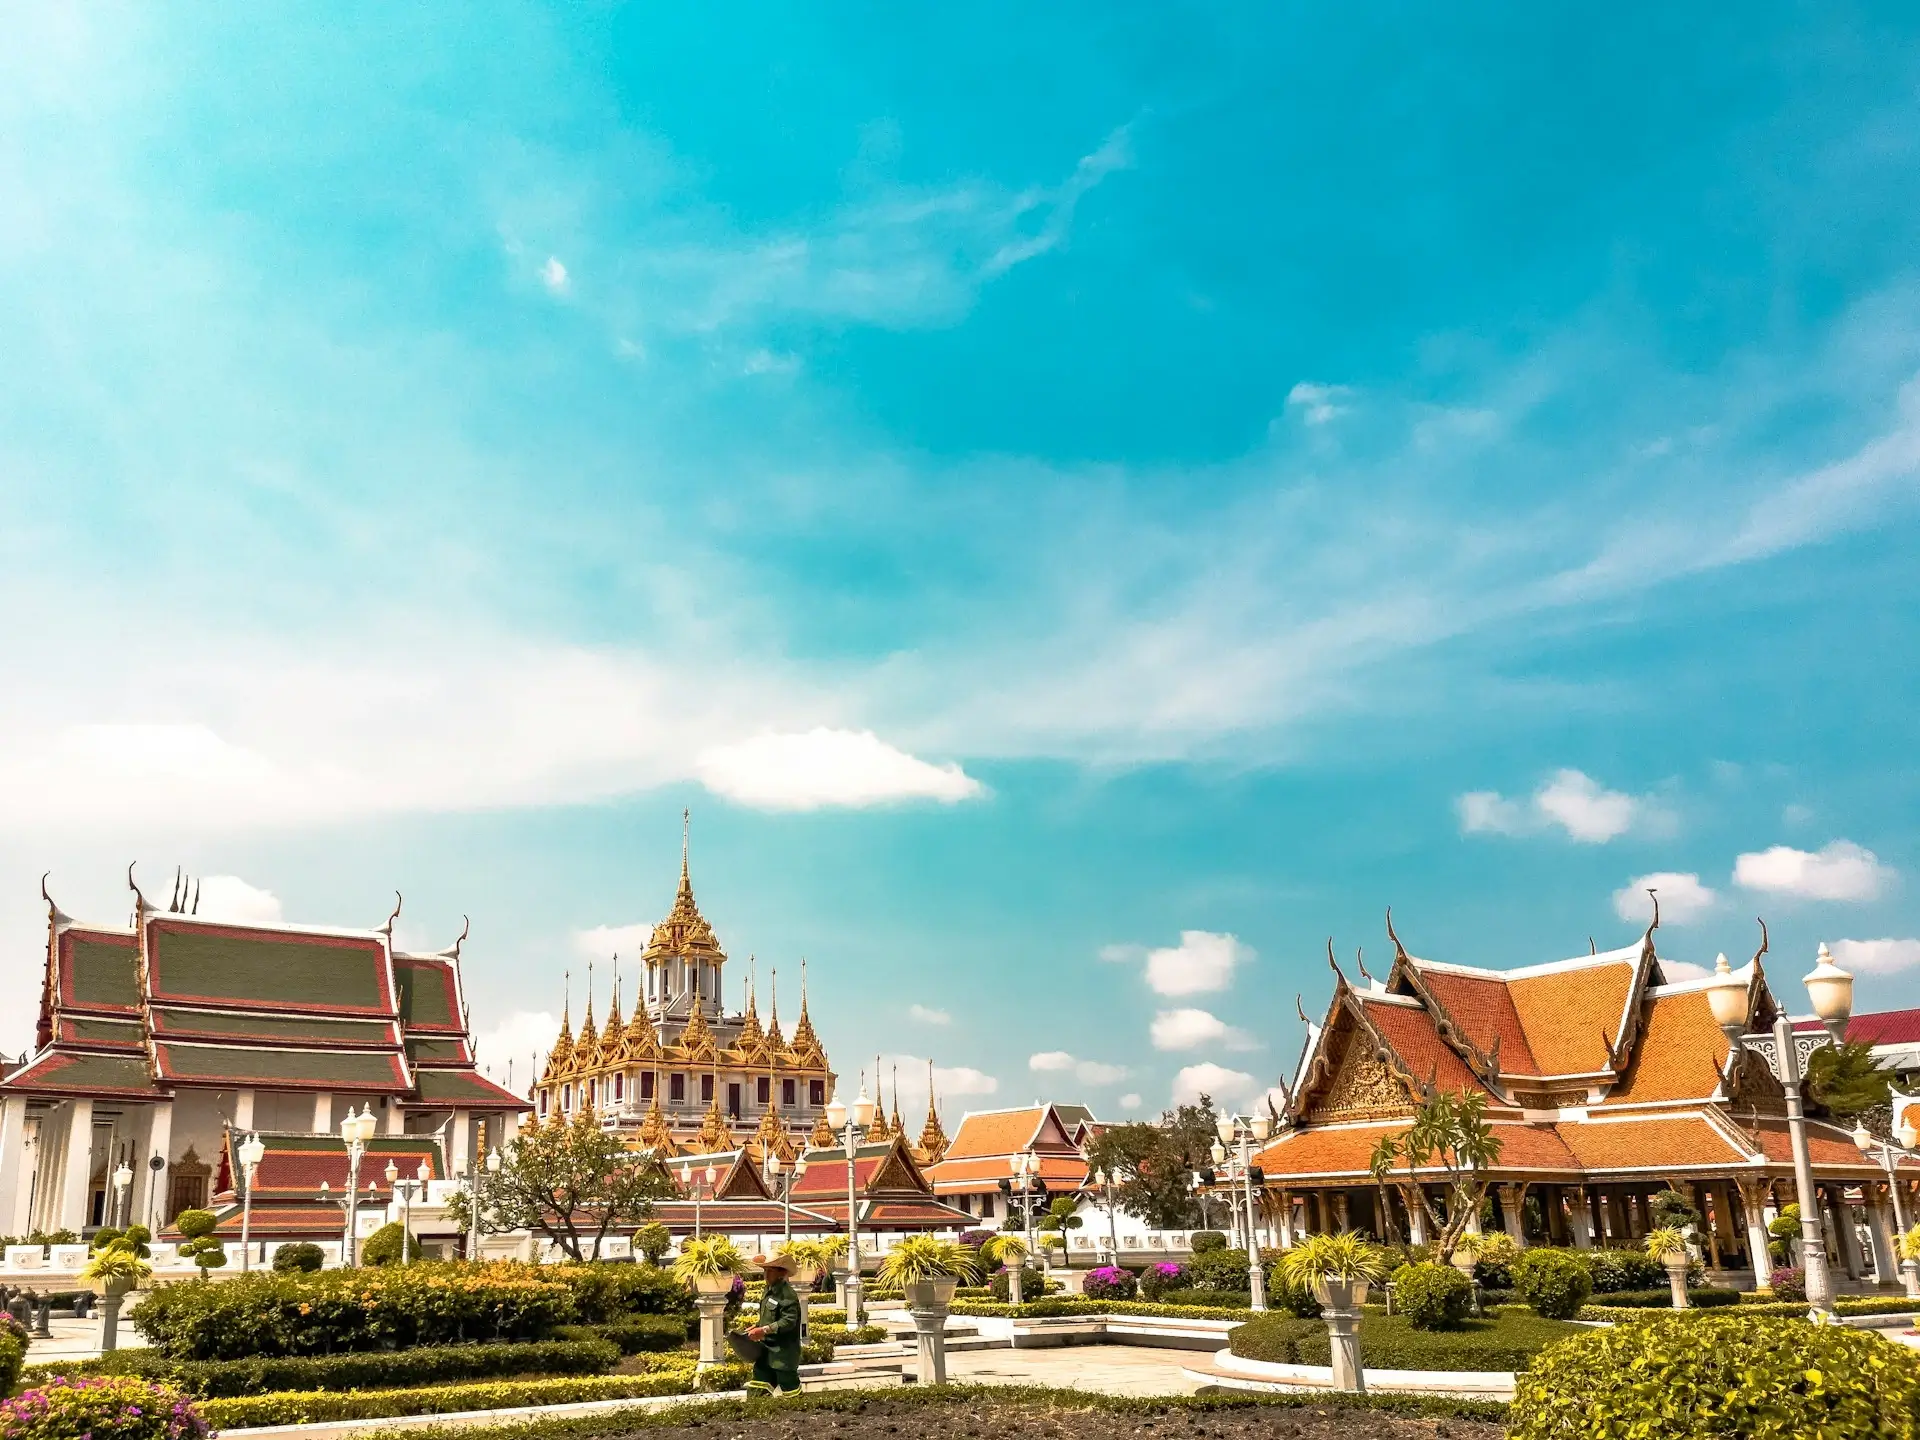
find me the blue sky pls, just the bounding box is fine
[4,4,1919,1119]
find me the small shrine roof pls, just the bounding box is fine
[0,1048,161,1100]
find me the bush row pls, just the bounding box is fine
[552,1318,690,1354]
[21,1338,622,1397]
[1578,1286,1741,1309]
[1230,1311,1585,1374]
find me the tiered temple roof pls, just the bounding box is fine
[925,1103,1090,1197]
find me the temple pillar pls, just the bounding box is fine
[1736,1180,1774,1288]
[1866,1195,1898,1286]
[1274,1189,1294,1249]
[58,1098,95,1233]
[234,1090,255,1131]
[385,1101,405,1135]
[313,1093,334,1134]
[1566,1188,1593,1249]
[1830,1189,1863,1281]
[1333,1192,1351,1231]
[1693,1183,1721,1269]
[1403,1187,1429,1245]
[450,1110,472,1175]
[135,1103,171,1233]
[1498,1184,1529,1246]
[0,1096,29,1238]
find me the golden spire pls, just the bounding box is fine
[809,1111,835,1149]
[599,957,627,1061]
[765,968,785,1049]
[695,1091,733,1152]
[866,1055,891,1142]
[788,958,825,1067]
[735,959,766,1053]
[890,1062,905,1137]
[679,1002,717,1061]
[918,1059,949,1164]
[637,1097,675,1153]
[542,971,574,1082]
[621,995,660,1060]
[644,809,726,963]
[577,961,598,1054]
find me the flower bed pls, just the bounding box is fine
[1230,1311,1586,1373]
[0,1374,209,1440]
[23,1339,621,1398]
[950,1297,1253,1320]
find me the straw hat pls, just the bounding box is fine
[750,1253,792,1273]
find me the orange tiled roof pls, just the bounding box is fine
[1746,1119,1904,1173]
[1556,1114,1749,1171]
[1359,998,1490,1096]
[1417,971,1540,1075]
[1506,959,1636,1076]
[941,1108,1045,1161]
[1256,1120,1579,1179]
[1599,991,1728,1105]
[926,1154,1086,1191]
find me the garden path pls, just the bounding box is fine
[939,1345,1204,1396]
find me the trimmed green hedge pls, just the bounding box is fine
[1511,1312,1920,1437]
[198,1364,751,1428]
[0,1316,24,1398]
[1578,1294,1919,1322]
[1582,1286,1740,1309]
[1230,1311,1586,1372]
[22,1338,621,1397]
[950,1297,1252,1320]
[541,1264,692,1322]
[553,1317,689,1354]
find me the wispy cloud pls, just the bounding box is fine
[695,729,982,811]
[1150,1007,1257,1052]
[908,1004,951,1026]
[1734,840,1894,901]
[1286,382,1353,425]
[1459,770,1661,844]
[1612,872,1718,925]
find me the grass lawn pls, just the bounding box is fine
[1231,1308,1587,1372]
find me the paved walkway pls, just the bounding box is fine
[19,1316,148,1364]
[940,1346,1203,1397]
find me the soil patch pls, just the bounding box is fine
[594,1394,1502,1440]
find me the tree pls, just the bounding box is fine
[1367,1090,1502,1262]
[362,1221,424,1265]
[174,1209,226,1276]
[1806,1040,1892,1119]
[635,1222,671,1265]
[444,1110,675,1261]
[1082,1095,1223,1229]
[1036,1196,1082,1244]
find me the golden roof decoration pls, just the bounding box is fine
[636,1098,675,1153]
[543,975,574,1082]
[677,1005,718,1063]
[810,1111,835,1149]
[735,968,767,1060]
[917,1060,949,1164]
[695,1094,734,1152]
[576,966,599,1055]
[751,1103,795,1165]
[643,811,726,963]
[597,967,627,1065]
[787,962,827,1069]
[765,970,786,1050]
[620,1003,660,1061]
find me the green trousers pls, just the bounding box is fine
[747,1356,800,1395]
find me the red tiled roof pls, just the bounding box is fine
[941,1109,1045,1160]
[1358,998,1489,1096]
[1556,1115,1748,1171]
[239,1134,444,1198]
[926,1154,1086,1191]
[1255,1121,1580,1179]
[1417,972,1540,1075]
[197,1204,348,1240]
[645,1200,840,1232]
[1791,1009,1920,1048]
[1599,992,1729,1106]
[1507,960,1636,1076]
[864,1199,976,1226]
[0,1048,162,1099]
[1746,1120,1909,1173]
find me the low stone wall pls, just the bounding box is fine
[1191,1347,1515,1402]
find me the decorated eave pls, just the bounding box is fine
[664,1148,773,1201]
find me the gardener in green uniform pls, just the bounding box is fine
[744,1253,804,1396]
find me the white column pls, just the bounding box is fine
[385,1101,406,1135]
[234,1090,255,1131]
[450,1110,472,1174]
[312,1093,333,1135]
[1566,1188,1593,1249]
[140,1102,173,1232]
[58,1098,96,1232]
[0,1096,29,1237]
[1402,1187,1428,1244]
[1867,1198,1898,1286]
[1499,1184,1528,1246]
[499,1111,521,1145]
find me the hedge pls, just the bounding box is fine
[130,1262,579,1358]
[950,1297,1253,1320]
[198,1365,752,1428]
[0,1316,24,1398]
[21,1338,621,1397]
[1577,1294,1919,1322]
[540,1264,691,1322]
[1511,1312,1920,1437]
[553,1317,690,1354]
[1230,1311,1587,1372]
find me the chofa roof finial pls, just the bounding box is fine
[128,862,148,913]
[1385,906,1410,963]
[1355,946,1372,983]
[1296,993,1310,1025]
[1751,917,1770,970]
[1646,887,1660,934]
[441,914,470,961]
[1326,937,1346,984]
[381,891,403,938]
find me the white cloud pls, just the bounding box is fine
[1829,938,1920,976]
[191,874,283,924]
[1028,1050,1128,1086]
[1144,931,1250,997]
[933,1065,998,1096]
[1286,382,1353,425]
[1734,841,1893,901]
[1098,943,1142,964]
[908,1004,950,1025]
[1150,1007,1257,1052]
[573,922,651,959]
[1172,1062,1257,1107]
[1458,769,1649,844]
[694,728,983,811]
[541,256,568,292]
[1612,872,1718,925]
[1118,1093,1142,1112]
[741,348,799,377]
[473,1009,559,1073]
[1658,960,1711,982]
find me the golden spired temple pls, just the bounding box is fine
[533,817,927,1161]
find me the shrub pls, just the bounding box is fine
[1392,1262,1471,1330]
[1138,1261,1191,1301]
[0,1315,25,1399]
[1266,1264,1322,1319]
[1511,1249,1592,1320]
[171,1210,224,1277]
[1231,1310,1579,1372]
[1649,1188,1701,1229]
[958,1229,995,1252]
[1466,1232,1518,1290]
[1081,1266,1137,1301]
[1190,1246,1251,1291]
[1581,1286,1739,1309]
[1768,1265,1806,1302]
[543,1263,689,1322]
[24,1339,620,1398]
[1512,1312,1920,1438]
[987,1266,1047,1302]
[1221,1313,1324,1363]
[1584,1247,1662,1293]
[271,1243,324,1274]
[0,1375,209,1440]
[195,1370,725,1428]
[552,1316,689,1353]
[361,1223,424,1266]
[1188,1230,1228,1255]
[129,1261,577,1359]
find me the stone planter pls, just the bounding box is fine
[1662,1255,1689,1309]
[690,1270,737,1295]
[1902,1259,1920,1301]
[904,1275,961,1384]
[1310,1276,1370,1394]
[90,1275,138,1353]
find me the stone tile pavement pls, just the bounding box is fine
[937,1345,1204,1397]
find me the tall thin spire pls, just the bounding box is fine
[682,807,691,882]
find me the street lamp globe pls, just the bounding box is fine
[767,1152,784,1178]
[704,1164,717,1187]
[794,1156,809,1178]
[1902,1122,1919,1151]
[113,1161,133,1192]
[385,1160,400,1185]
[1210,1140,1227,1165]
[1804,944,1855,1039]
[1706,953,1750,1038]
[1216,1116,1236,1145]
[825,1097,848,1132]
[1855,1125,1876,1153]
[486,1148,503,1173]
[1251,1114,1272,1142]
[238,1133,265,1170]
[851,1086,877,1131]
[417,1159,432,1184]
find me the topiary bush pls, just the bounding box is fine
[1511,1312,1920,1438]
[1187,1230,1228,1255]
[553,1317,689,1353]
[543,1263,689,1322]
[361,1222,424,1266]
[1138,1261,1191,1301]
[1266,1262,1323,1318]
[172,1210,225,1277]
[1511,1248,1593,1320]
[0,1374,209,1440]
[1584,1247,1662,1293]
[633,1223,671,1266]
[987,1266,1047,1302]
[0,1314,26,1399]
[271,1243,325,1274]
[1189,1245,1250,1292]
[1768,1265,1806,1301]
[1392,1261,1472,1330]
[1080,1266,1137,1301]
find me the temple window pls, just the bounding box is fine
[809,1079,825,1106]
[614,1073,624,1101]
[539,1091,549,1116]
[757,1077,771,1105]
[782,1078,795,1107]
[562,1083,572,1111]
[641,1072,655,1100]
[669,1073,685,1103]
[728,1082,741,1119]
[701,1074,714,1104]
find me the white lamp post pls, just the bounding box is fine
[1218,1114,1270,1312]
[825,1083,876,1326]
[340,1105,377,1267]
[1855,1121,1919,1296]
[767,1151,808,1243]
[470,1144,502,1261]
[1707,939,1854,1314]
[111,1162,133,1231]
[1011,1150,1040,1263]
[1093,1167,1121,1259]
[237,1133,265,1272]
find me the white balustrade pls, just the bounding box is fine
[3,1245,43,1269]
[49,1245,89,1270]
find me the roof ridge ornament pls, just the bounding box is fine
[439,915,470,962]
[128,862,149,917]
[41,872,68,926]
[1356,946,1372,984]
[380,892,403,939]
[1385,907,1410,965]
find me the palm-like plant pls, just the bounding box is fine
[78,1239,152,1289]
[1367,1091,1502,1264]
[1276,1231,1389,1290]
[672,1234,745,1286]
[1902,1224,1920,1262]
[982,1234,1029,1269]
[875,1235,981,1286]
[1643,1226,1690,1260]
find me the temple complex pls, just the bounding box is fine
[1251,911,1919,1286]
[0,872,525,1240]
[530,818,837,1159]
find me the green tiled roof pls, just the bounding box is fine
[150,1007,397,1047]
[155,1042,404,1089]
[394,957,459,1029]
[64,933,141,1010]
[2,1048,158,1097]
[411,1067,527,1109]
[148,923,391,1013]
[62,1016,145,1047]
[405,1036,468,1065]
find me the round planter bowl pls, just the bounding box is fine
[787,1264,821,1287]
[691,1271,737,1295]
[88,1275,138,1299]
[904,1275,961,1308]
[1309,1276,1371,1308]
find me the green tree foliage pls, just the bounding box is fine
[1391,1260,1472,1330]
[634,1222,670,1264]
[1648,1188,1700,1229]
[1805,1039,1893,1119]
[174,1208,227,1276]
[362,1221,424,1265]
[443,1112,675,1261]
[1368,1090,1503,1263]
[272,1242,325,1273]
[1510,1248,1593,1319]
[1081,1096,1222,1229]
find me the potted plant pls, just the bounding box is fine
[1276,1232,1388,1394]
[983,1234,1032,1304]
[877,1234,981,1310]
[1901,1225,1920,1300]
[1448,1229,1483,1277]
[1644,1226,1691,1309]
[673,1234,746,1295]
[78,1237,152,1354]
[776,1238,830,1289]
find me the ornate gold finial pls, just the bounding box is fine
[766,968,784,1048]
[644,813,725,965]
[918,1058,949,1163]
[890,1061,905,1136]
[809,1111,835,1149]
[866,1054,891,1142]
[638,1097,674,1153]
